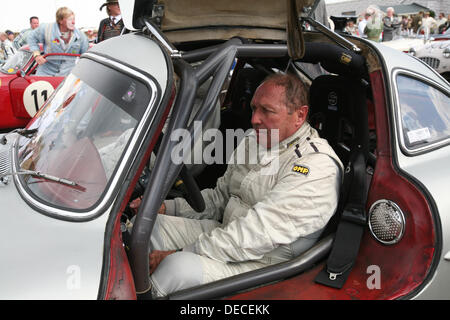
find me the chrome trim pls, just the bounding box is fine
[143,19,181,58]
[12,52,161,221]
[445,251,450,261]
[391,68,450,156]
[368,199,406,245]
[302,17,361,53]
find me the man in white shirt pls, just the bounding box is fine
[358,12,370,38]
[422,12,438,34]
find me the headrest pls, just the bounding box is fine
[309,74,369,152]
[309,74,360,117]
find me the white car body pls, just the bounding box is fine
[411,40,450,81]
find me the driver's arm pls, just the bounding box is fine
[182,153,341,263]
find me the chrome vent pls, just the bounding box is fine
[0,147,11,176]
[368,200,406,245]
[419,57,440,70]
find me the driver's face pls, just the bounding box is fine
[250,81,307,148]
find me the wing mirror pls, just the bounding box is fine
[16,70,26,78]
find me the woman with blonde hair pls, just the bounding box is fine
[28,7,88,76]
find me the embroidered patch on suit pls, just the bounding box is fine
[292,165,310,175]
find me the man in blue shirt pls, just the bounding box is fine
[28,7,88,76]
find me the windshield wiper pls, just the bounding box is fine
[0,128,38,145]
[0,169,85,191]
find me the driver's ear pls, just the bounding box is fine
[296,105,308,127]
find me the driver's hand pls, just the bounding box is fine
[35,55,47,65]
[129,198,166,215]
[149,250,176,274]
[129,197,142,214]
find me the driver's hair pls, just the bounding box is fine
[55,7,74,23]
[263,73,309,114]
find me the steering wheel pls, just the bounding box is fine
[178,165,205,212]
[128,162,205,216]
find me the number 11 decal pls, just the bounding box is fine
[23,81,55,117]
[31,89,49,112]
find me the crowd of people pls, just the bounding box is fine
[0,0,124,66]
[3,2,450,64]
[343,5,450,42]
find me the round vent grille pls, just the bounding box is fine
[368,200,405,245]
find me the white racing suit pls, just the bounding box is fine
[149,122,343,297]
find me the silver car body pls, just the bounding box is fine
[0,34,169,299]
[0,0,449,299]
[371,42,450,299]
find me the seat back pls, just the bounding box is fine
[309,74,369,167]
[309,74,369,236]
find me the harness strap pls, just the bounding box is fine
[315,149,367,289]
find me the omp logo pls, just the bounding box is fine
[292,165,309,175]
[340,53,352,65]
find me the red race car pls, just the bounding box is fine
[0,45,81,131]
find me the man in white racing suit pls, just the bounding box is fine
[143,73,343,297]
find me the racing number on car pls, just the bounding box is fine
[31,89,48,110]
[23,81,55,117]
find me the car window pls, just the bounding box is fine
[0,50,32,74]
[396,75,450,151]
[16,58,152,212]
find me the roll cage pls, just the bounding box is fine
[125,16,371,299]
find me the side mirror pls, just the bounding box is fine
[16,70,26,78]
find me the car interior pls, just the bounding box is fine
[122,31,379,299]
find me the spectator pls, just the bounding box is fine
[411,11,424,33]
[358,12,370,38]
[0,32,16,60]
[97,0,124,43]
[399,15,410,36]
[28,7,89,76]
[5,30,15,42]
[364,5,384,42]
[345,20,358,36]
[436,12,447,27]
[85,29,97,42]
[13,16,40,49]
[422,12,438,34]
[437,13,448,33]
[382,7,401,41]
[441,14,450,33]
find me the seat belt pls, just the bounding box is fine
[315,149,367,289]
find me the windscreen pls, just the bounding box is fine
[16,58,151,211]
[0,50,32,74]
